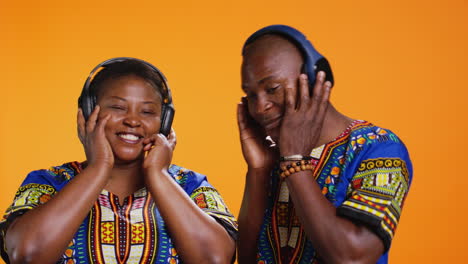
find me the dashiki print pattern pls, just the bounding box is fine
[256,120,412,264]
[0,163,237,264]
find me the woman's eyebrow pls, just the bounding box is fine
[142,101,158,105]
[107,96,126,101]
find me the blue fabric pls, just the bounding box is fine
[256,120,413,264]
[0,163,237,264]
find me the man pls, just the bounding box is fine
[237,25,412,264]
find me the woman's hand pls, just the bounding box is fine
[142,128,176,173]
[279,72,332,156]
[237,97,278,171]
[77,106,113,168]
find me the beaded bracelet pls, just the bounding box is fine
[280,160,315,179]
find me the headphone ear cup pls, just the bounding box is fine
[304,58,334,95]
[78,92,95,121]
[302,63,316,93]
[315,58,334,86]
[85,95,96,121]
[160,104,175,136]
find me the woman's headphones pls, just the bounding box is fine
[78,57,175,136]
[242,24,334,90]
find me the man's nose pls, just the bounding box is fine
[255,96,273,114]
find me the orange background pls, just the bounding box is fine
[1,0,467,263]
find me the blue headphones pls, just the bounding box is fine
[78,57,175,136]
[242,24,334,89]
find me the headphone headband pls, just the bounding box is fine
[82,57,173,105]
[242,24,334,87]
[78,57,175,136]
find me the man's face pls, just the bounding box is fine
[241,35,303,142]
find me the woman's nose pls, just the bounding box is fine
[123,112,141,127]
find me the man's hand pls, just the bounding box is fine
[279,71,332,156]
[237,97,278,171]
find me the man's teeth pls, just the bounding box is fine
[119,134,139,141]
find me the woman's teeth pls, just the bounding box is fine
[119,134,139,141]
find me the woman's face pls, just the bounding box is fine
[96,74,162,164]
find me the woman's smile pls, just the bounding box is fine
[97,74,162,163]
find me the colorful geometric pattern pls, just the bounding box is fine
[88,188,158,264]
[0,162,238,264]
[338,158,410,250]
[101,222,115,244]
[0,183,57,223]
[190,186,239,238]
[256,120,413,264]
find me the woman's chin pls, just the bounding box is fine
[113,150,145,165]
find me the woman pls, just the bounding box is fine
[0,58,237,264]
